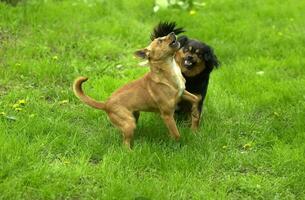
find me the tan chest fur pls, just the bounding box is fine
[169,59,186,97]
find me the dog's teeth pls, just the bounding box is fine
[184,60,191,66]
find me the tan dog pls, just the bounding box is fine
[73,32,199,148]
[150,22,220,129]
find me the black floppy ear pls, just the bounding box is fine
[177,35,188,47]
[202,45,219,69]
[134,49,149,59]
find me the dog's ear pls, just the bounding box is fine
[202,45,219,69]
[177,35,188,47]
[134,48,149,59]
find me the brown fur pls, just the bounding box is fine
[175,50,205,77]
[73,33,199,148]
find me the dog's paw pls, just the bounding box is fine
[191,118,200,133]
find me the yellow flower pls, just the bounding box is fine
[243,143,252,150]
[52,55,58,60]
[189,10,196,15]
[63,160,70,165]
[15,107,22,112]
[18,99,26,105]
[12,103,20,108]
[0,112,6,116]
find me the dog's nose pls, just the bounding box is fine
[169,32,176,40]
[186,55,193,61]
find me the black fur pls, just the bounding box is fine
[178,38,219,116]
[202,44,219,70]
[184,70,210,113]
[183,38,219,71]
[151,21,185,40]
[177,35,188,46]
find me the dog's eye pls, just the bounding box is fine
[183,47,188,52]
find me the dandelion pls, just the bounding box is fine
[11,99,27,112]
[52,55,58,60]
[243,143,252,150]
[0,112,6,116]
[18,99,26,105]
[12,103,20,108]
[14,107,22,112]
[63,160,70,165]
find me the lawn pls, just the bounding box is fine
[1,0,305,199]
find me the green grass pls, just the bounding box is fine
[1,0,305,199]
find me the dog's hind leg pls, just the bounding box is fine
[161,112,180,141]
[108,110,136,149]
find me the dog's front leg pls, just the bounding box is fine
[181,90,198,104]
[161,113,180,140]
[181,91,201,131]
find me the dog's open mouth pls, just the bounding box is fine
[170,40,179,48]
[169,36,180,49]
[184,59,195,69]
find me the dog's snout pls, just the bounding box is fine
[169,32,176,40]
[186,55,193,61]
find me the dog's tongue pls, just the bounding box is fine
[184,60,192,66]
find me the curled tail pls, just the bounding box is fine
[73,77,106,110]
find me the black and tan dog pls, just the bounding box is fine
[151,22,220,129]
[73,32,200,148]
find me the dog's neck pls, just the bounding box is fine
[149,57,173,73]
[148,57,186,96]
